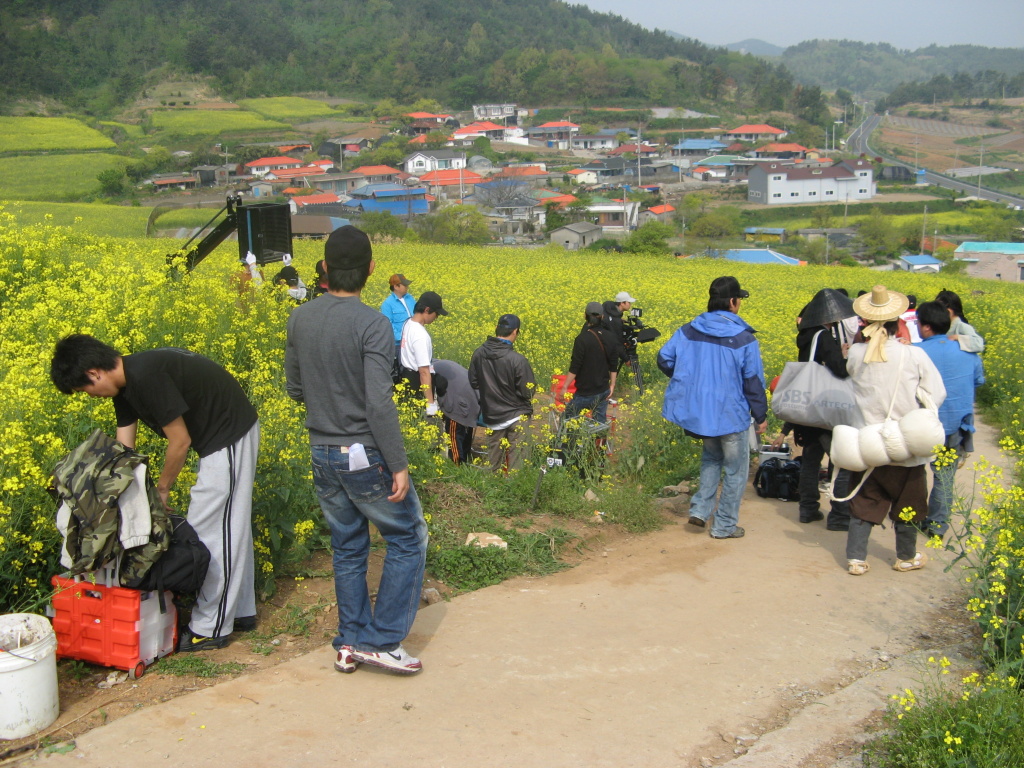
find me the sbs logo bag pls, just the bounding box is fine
[772,331,863,430]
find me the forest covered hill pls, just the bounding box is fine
[778,40,1024,95]
[1,0,800,115]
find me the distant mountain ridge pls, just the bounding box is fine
[779,40,1024,94]
[725,39,784,57]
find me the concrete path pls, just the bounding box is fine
[39,422,1004,768]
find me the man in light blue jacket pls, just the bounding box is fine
[658,276,768,539]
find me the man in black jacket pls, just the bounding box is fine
[468,314,536,472]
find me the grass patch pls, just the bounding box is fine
[238,97,339,123]
[0,201,151,237]
[154,208,221,230]
[0,116,116,152]
[148,110,290,136]
[152,655,246,678]
[98,121,145,139]
[0,153,127,201]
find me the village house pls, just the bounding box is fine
[587,198,640,234]
[746,159,875,204]
[526,121,580,149]
[245,156,306,177]
[607,143,659,158]
[452,121,510,143]
[670,139,727,157]
[288,193,342,215]
[417,168,484,199]
[718,124,788,143]
[898,254,944,273]
[148,173,198,191]
[570,134,619,151]
[403,150,467,176]
[349,165,406,187]
[550,222,603,251]
[567,167,598,185]
[754,143,809,160]
[720,248,801,265]
[472,103,525,126]
[954,242,1024,281]
[343,184,429,216]
[639,204,675,225]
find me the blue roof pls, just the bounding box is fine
[673,139,726,150]
[955,242,1024,255]
[744,227,786,235]
[721,248,800,265]
[901,254,943,265]
[343,199,429,215]
[351,184,425,199]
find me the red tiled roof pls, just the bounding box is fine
[567,168,589,175]
[406,111,452,120]
[293,193,340,206]
[407,134,427,144]
[282,187,305,195]
[727,124,785,135]
[418,169,485,185]
[351,165,402,176]
[757,143,808,153]
[647,204,675,214]
[276,144,311,153]
[245,156,305,168]
[267,167,326,179]
[493,165,547,178]
[536,121,580,129]
[541,193,577,208]
[692,167,711,173]
[453,121,506,135]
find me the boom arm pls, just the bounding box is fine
[167,194,242,272]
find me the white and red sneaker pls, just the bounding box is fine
[334,645,359,673]
[351,645,422,675]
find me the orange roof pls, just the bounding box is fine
[267,167,326,179]
[352,165,402,176]
[692,167,711,173]
[418,169,485,185]
[536,121,579,129]
[276,144,311,153]
[406,111,452,120]
[567,168,589,175]
[647,204,675,214]
[407,134,427,144]
[728,124,785,135]
[542,193,577,208]
[293,193,340,206]
[757,143,808,153]
[245,156,304,168]
[281,187,305,195]
[494,165,547,178]
[453,121,506,135]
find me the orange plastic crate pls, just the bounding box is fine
[50,573,177,679]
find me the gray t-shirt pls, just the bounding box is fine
[285,294,408,472]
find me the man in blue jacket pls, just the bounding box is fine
[915,300,985,538]
[658,276,767,539]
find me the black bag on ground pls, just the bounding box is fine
[136,514,210,599]
[753,457,802,502]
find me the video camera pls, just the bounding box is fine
[622,308,661,351]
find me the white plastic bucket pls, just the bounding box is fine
[0,613,60,740]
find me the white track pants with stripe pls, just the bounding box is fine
[187,421,260,638]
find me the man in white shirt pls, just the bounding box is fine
[399,290,449,415]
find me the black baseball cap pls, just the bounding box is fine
[420,290,448,315]
[324,225,372,270]
[585,301,603,316]
[497,313,521,330]
[709,276,749,299]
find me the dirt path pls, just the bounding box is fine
[22,422,1006,768]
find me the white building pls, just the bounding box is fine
[746,159,875,205]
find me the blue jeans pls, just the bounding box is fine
[926,430,967,536]
[311,445,428,653]
[564,388,610,423]
[689,430,749,537]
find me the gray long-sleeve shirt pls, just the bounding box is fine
[285,294,408,472]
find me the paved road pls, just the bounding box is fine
[37,419,1008,768]
[848,114,1024,208]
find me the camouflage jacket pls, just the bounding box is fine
[52,428,171,587]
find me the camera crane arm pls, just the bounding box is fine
[168,193,245,272]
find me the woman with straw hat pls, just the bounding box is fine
[843,285,946,576]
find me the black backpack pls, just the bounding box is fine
[136,514,211,611]
[753,457,802,502]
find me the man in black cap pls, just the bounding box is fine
[556,302,620,424]
[658,276,767,540]
[469,314,537,472]
[399,290,449,415]
[285,225,428,675]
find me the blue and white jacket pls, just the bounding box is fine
[658,310,767,438]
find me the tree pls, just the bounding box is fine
[474,179,531,208]
[857,207,901,258]
[624,221,674,254]
[811,206,835,229]
[360,211,409,239]
[97,168,128,197]
[418,206,490,244]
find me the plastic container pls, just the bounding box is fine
[0,613,60,740]
[50,572,176,680]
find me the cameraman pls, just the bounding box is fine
[600,291,637,393]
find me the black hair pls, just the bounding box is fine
[414,301,431,314]
[856,290,867,297]
[327,263,369,293]
[50,334,121,394]
[905,294,917,310]
[916,301,951,335]
[834,288,849,297]
[935,289,968,322]
[882,319,900,335]
[495,323,517,337]
[707,297,733,312]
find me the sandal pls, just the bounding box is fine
[847,559,870,576]
[893,552,927,572]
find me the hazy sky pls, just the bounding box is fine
[575,0,1024,51]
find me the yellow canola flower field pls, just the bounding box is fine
[1,208,1021,613]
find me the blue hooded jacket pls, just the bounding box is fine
[658,310,768,438]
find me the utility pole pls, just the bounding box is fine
[977,138,984,199]
[921,205,928,254]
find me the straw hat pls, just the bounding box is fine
[853,285,909,323]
